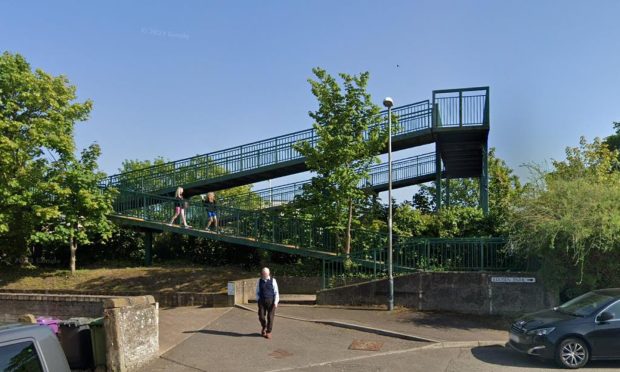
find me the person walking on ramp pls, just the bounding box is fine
[256,267,279,339]
[169,187,190,228]
[203,192,218,232]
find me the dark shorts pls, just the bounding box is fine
[208,211,217,218]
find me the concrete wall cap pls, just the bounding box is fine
[105,295,157,309]
[104,298,131,309]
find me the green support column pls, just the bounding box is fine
[480,141,489,216]
[445,176,451,208]
[144,230,153,266]
[435,145,442,212]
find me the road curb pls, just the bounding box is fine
[235,304,441,343]
[415,340,506,350]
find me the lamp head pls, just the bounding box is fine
[383,97,394,108]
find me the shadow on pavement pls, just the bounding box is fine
[471,345,620,370]
[395,311,511,332]
[470,345,555,369]
[183,329,263,338]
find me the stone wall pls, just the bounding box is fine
[276,277,322,294]
[104,296,159,372]
[0,293,111,322]
[316,272,559,316]
[0,289,228,308]
[0,276,323,310]
[229,276,323,305]
[229,278,257,305]
[0,293,159,372]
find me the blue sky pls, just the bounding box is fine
[1,0,619,202]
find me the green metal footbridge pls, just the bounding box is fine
[102,87,491,211]
[103,87,518,284]
[111,189,520,286]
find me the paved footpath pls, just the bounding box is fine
[273,305,508,342]
[147,306,620,371]
[145,307,424,372]
[158,306,232,354]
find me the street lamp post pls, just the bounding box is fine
[383,97,394,311]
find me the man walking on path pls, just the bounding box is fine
[256,267,279,339]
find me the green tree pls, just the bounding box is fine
[118,157,168,173]
[33,144,115,273]
[411,148,521,236]
[293,68,389,255]
[118,156,257,202]
[392,203,432,237]
[0,52,92,263]
[510,137,620,294]
[604,121,620,154]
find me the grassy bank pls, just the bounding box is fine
[0,264,257,294]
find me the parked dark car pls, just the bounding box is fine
[509,288,620,369]
[0,323,70,372]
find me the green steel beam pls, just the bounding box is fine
[144,230,153,266]
[445,176,450,208]
[480,141,489,216]
[435,144,442,212]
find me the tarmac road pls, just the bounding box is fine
[143,306,620,372]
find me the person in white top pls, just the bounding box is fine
[255,267,279,339]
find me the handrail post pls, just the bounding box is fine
[459,91,463,127]
[271,214,275,242]
[435,146,442,212]
[480,239,484,271]
[484,87,490,126]
[322,259,326,289]
[142,194,148,220]
[373,248,377,279]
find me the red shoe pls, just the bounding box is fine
[265,333,272,339]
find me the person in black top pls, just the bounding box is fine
[255,267,279,339]
[169,187,190,227]
[203,192,218,231]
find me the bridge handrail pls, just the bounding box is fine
[219,152,440,209]
[112,188,519,271]
[102,100,432,188]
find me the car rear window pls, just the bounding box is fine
[0,341,43,372]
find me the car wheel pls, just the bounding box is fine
[555,338,589,369]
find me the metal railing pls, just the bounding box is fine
[102,100,432,192]
[112,188,521,273]
[102,87,490,195]
[219,152,440,210]
[432,87,490,127]
[321,237,523,288]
